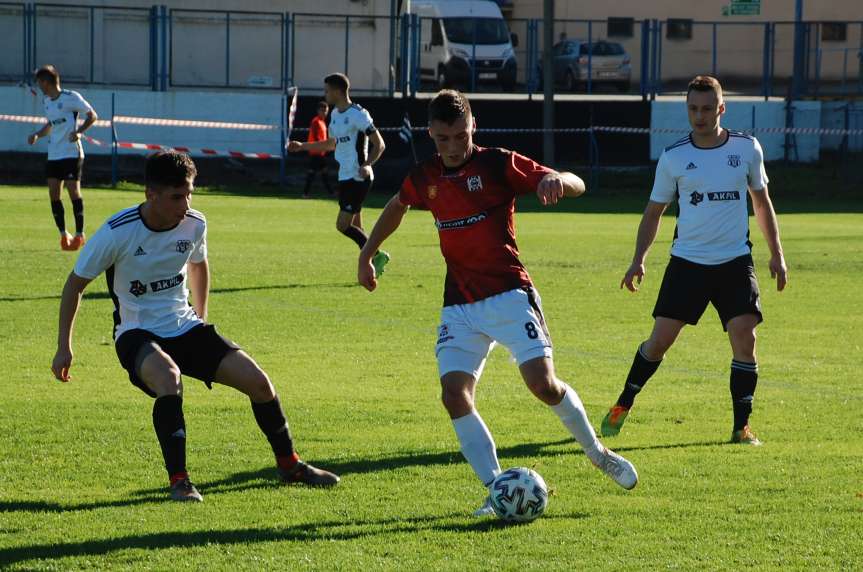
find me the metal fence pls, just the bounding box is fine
[2,4,861,98]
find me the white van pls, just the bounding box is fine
[409,0,517,90]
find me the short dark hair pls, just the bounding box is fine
[428,89,472,125]
[35,65,59,85]
[145,151,197,188]
[317,100,329,111]
[687,75,723,100]
[324,73,350,93]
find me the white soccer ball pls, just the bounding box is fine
[490,467,548,523]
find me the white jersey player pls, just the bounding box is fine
[602,76,788,446]
[288,73,390,277]
[51,151,339,503]
[27,65,97,251]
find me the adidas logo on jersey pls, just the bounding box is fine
[686,162,697,170]
[134,246,147,256]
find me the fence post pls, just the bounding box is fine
[279,94,286,187]
[640,19,649,99]
[412,14,420,96]
[149,6,157,90]
[225,12,231,87]
[89,6,95,84]
[288,13,295,89]
[160,5,168,91]
[22,3,29,82]
[32,3,37,72]
[344,15,350,75]
[587,20,593,94]
[656,20,663,94]
[111,92,118,188]
[711,22,717,77]
[388,7,396,97]
[762,22,770,100]
[471,17,477,92]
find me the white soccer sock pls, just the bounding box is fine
[452,410,501,487]
[551,383,604,464]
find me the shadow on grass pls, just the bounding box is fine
[0,511,589,567]
[0,282,356,303]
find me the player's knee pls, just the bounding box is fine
[645,335,674,359]
[441,385,473,415]
[525,374,561,403]
[247,367,276,402]
[148,364,182,397]
[336,219,349,233]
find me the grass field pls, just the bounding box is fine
[1,183,861,570]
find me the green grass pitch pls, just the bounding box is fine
[0,183,861,570]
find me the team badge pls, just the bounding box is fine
[689,191,704,206]
[467,175,483,193]
[428,185,438,199]
[176,240,192,253]
[727,154,741,168]
[129,280,147,297]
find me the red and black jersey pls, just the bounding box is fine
[399,146,553,306]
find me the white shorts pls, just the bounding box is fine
[436,287,553,379]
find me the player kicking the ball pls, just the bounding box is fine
[288,73,390,277]
[601,76,788,445]
[51,151,339,502]
[358,90,638,516]
[27,65,98,251]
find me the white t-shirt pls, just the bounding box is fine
[43,89,95,161]
[328,103,376,181]
[74,205,208,340]
[650,130,769,265]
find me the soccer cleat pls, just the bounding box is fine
[278,461,340,486]
[170,477,203,502]
[372,250,391,277]
[731,425,763,446]
[591,447,639,490]
[59,232,75,251]
[600,404,630,437]
[472,495,495,517]
[70,233,86,250]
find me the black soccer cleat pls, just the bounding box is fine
[170,477,203,502]
[278,461,340,487]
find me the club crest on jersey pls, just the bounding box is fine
[689,191,704,206]
[467,175,483,193]
[129,280,147,297]
[176,240,192,253]
[727,154,741,168]
[427,185,438,199]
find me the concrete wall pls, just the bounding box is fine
[650,98,822,162]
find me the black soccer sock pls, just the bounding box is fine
[50,200,66,233]
[71,198,84,234]
[341,225,368,249]
[251,396,296,462]
[616,343,663,408]
[730,360,758,431]
[152,395,187,480]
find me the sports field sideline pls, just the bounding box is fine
[0,183,860,570]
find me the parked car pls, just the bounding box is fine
[538,39,631,92]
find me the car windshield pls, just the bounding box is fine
[443,18,510,45]
[579,42,626,56]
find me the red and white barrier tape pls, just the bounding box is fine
[81,135,277,159]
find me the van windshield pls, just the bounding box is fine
[443,18,510,45]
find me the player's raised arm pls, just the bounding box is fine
[288,137,337,154]
[536,171,585,205]
[358,194,410,291]
[52,272,93,382]
[621,200,668,292]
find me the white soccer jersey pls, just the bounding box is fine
[73,206,207,340]
[43,89,95,161]
[650,130,769,265]
[328,103,376,181]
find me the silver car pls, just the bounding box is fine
[540,39,632,92]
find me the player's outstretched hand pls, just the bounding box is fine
[621,262,645,292]
[770,254,788,291]
[27,134,38,145]
[537,173,565,206]
[51,348,73,382]
[358,257,378,292]
[287,140,303,153]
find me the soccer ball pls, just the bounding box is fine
[490,467,548,523]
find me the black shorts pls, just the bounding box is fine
[308,155,327,172]
[115,324,240,398]
[46,157,84,181]
[338,178,372,214]
[653,254,763,331]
